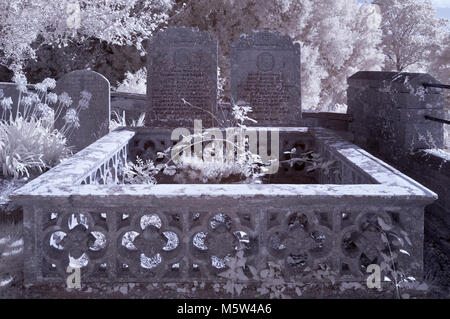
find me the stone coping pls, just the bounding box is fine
[12,127,437,206]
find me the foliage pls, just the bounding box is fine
[172,147,265,184]
[110,111,146,131]
[374,0,449,72]
[122,99,334,184]
[0,0,174,73]
[115,68,147,94]
[122,100,272,184]
[0,76,83,178]
[123,156,160,185]
[373,215,427,299]
[281,148,336,176]
[428,31,450,84]
[0,117,70,178]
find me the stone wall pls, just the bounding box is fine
[13,127,435,284]
[406,150,450,255]
[347,71,445,164]
[347,71,450,255]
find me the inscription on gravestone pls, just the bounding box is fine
[231,31,301,126]
[147,27,218,127]
[54,70,110,152]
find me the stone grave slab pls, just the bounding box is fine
[147,27,218,128]
[231,31,301,126]
[54,70,110,152]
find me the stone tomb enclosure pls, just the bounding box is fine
[12,127,436,284]
[7,31,442,288]
[147,27,218,128]
[231,30,302,126]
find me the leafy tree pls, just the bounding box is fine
[0,0,174,73]
[373,0,448,72]
[428,32,450,84]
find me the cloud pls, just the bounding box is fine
[431,0,450,8]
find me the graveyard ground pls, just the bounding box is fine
[1,179,450,299]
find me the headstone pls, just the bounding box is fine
[231,31,301,126]
[0,82,21,120]
[54,70,110,152]
[147,27,218,128]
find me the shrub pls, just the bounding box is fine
[0,116,71,178]
[115,68,147,94]
[0,75,84,179]
[110,111,146,131]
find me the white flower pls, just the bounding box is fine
[12,73,28,93]
[64,108,80,129]
[1,97,13,111]
[37,102,53,119]
[232,101,256,124]
[21,95,33,107]
[29,93,41,103]
[59,92,72,107]
[36,102,47,113]
[42,78,56,90]
[78,98,89,110]
[42,106,54,120]
[47,92,58,104]
[35,82,47,93]
[80,90,92,101]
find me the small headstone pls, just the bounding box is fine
[0,82,21,120]
[231,31,301,126]
[147,27,218,128]
[54,70,110,152]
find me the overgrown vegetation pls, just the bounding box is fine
[122,100,333,185]
[110,111,146,131]
[0,117,70,178]
[0,75,90,179]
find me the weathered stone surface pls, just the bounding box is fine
[12,127,435,284]
[347,71,445,164]
[54,70,110,152]
[348,71,443,93]
[147,27,218,128]
[231,31,301,126]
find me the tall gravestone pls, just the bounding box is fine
[54,70,110,152]
[147,27,218,128]
[231,31,301,126]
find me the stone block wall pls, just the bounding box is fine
[407,150,450,254]
[347,72,445,164]
[347,71,450,255]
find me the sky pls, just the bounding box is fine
[358,0,450,19]
[429,0,450,19]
